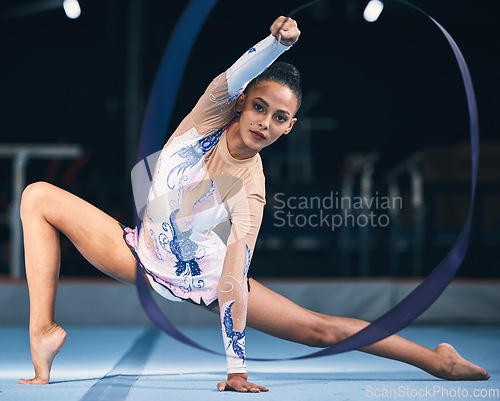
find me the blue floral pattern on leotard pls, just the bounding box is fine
[243,244,251,278]
[153,128,226,294]
[166,128,223,189]
[167,209,204,292]
[242,244,251,290]
[223,301,246,362]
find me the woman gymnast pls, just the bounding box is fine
[19,16,489,392]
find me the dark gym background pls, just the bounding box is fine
[1,0,498,279]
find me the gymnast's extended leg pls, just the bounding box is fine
[18,181,139,384]
[246,279,489,381]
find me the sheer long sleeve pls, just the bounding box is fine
[217,173,265,373]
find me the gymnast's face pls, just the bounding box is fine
[235,80,298,156]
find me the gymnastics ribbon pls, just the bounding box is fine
[134,0,479,361]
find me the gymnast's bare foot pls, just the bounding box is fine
[433,343,490,381]
[19,323,67,385]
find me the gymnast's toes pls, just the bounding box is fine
[19,377,50,385]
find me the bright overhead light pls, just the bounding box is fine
[363,0,384,23]
[63,0,81,19]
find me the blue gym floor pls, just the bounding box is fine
[1,325,499,401]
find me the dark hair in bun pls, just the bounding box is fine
[244,61,302,112]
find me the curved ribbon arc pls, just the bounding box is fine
[135,0,479,361]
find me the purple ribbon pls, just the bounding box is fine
[135,0,479,361]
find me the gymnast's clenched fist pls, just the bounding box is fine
[270,16,301,46]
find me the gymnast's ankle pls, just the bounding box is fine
[29,322,63,338]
